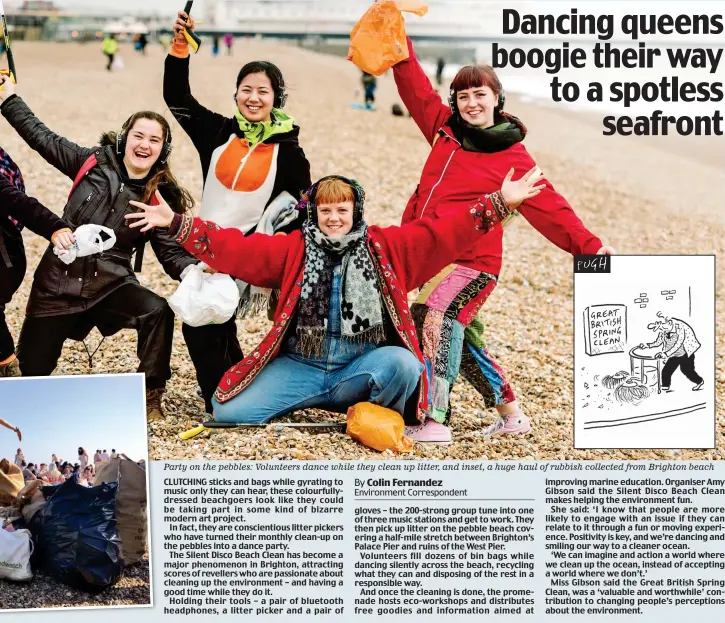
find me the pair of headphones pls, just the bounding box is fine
[115,114,173,167]
[448,85,506,114]
[304,175,366,225]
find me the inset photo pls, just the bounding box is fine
[0,373,151,610]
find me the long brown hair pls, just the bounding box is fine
[100,111,194,214]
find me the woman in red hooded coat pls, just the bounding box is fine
[392,37,614,442]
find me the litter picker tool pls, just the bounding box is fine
[179,420,347,440]
[0,0,17,85]
[181,1,201,53]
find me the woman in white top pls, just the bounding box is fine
[78,447,89,470]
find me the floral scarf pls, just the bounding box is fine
[296,220,385,358]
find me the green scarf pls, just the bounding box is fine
[447,113,527,153]
[233,108,295,148]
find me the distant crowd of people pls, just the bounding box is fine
[11,446,142,487]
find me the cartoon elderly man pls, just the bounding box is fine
[642,313,703,392]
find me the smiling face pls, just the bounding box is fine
[236,72,274,122]
[456,85,498,128]
[123,118,165,177]
[317,200,354,237]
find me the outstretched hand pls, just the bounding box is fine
[126,190,175,232]
[500,166,546,210]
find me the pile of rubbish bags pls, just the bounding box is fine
[0,457,147,594]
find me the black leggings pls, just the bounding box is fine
[662,353,703,388]
[17,282,174,389]
[0,234,26,360]
[105,53,114,71]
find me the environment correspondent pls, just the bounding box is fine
[0,146,75,378]
[164,8,311,415]
[0,75,197,420]
[125,172,543,433]
[391,35,615,443]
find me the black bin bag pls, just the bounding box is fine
[40,478,123,593]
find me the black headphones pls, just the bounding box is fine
[448,85,506,114]
[115,114,173,166]
[305,175,366,225]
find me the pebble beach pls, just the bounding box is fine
[2,40,723,462]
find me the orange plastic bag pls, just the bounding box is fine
[346,402,414,453]
[348,1,428,76]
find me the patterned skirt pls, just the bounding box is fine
[411,264,516,424]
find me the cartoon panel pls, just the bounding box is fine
[573,256,715,449]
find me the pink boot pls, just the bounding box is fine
[404,418,452,444]
[483,411,531,437]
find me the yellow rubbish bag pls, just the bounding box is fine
[346,402,414,453]
[348,1,428,76]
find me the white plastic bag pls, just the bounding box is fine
[0,528,33,582]
[112,55,124,71]
[54,224,116,265]
[168,263,240,327]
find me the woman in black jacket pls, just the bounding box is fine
[0,76,196,419]
[0,146,75,377]
[164,8,312,414]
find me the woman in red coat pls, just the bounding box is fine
[393,38,614,442]
[126,173,543,430]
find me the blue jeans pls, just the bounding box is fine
[212,346,423,424]
[212,268,423,423]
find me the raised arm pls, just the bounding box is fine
[0,94,93,180]
[0,174,71,241]
[163,15,228,160]
[393,37,452,145]
[0,418,21,441]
